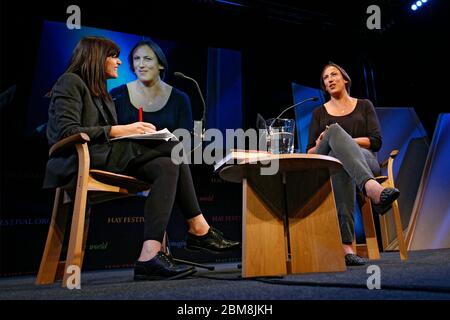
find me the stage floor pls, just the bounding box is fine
[1,249,450,300]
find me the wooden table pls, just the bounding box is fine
[218,153,346,277]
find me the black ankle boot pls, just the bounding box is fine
[134,251,196,281]
[186,227,240,253]
[372,187,400,215]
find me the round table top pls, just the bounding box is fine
[219,153,343,183]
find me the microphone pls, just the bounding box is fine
[174,72,206,136]
[269,97,319,128]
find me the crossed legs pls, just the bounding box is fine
[316,123,387,255]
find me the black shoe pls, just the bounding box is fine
[134,251,196,281]
[345,253,368,266]
[372,187,400,215]
[186,227,240,254]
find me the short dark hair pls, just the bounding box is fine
[128,39,168,80]
[65,36,120,101]
[320,62,352,94]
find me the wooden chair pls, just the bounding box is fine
[36,133,151,287]
[353,150,408,261]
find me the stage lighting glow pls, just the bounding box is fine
[215,0,245,7]
[411,4,418,10]
[416,1,422,6]
[422,0,427,3]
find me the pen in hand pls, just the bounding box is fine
[139,106,143,123]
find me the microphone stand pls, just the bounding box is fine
[269,97,319,128]
[174,72,206,139]
[264,97,318,154]
[171,72,218,271]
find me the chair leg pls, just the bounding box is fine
[392,199,408,260]
[379,213,390,250]
[80,203,91,268]
[360,196,380,260]
[36,188,69,284]
[62,184,89,288]
[380,179,408,260]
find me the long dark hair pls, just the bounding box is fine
[64,36,120,101]
[128,39,168,80]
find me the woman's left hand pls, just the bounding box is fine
[110,122,157,137]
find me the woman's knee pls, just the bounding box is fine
[326,123,354,143]
[143,157,180,181]
[157,157,180,174]
[327,123,344,134]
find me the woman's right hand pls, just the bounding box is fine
[315,129,327,146]
[110,122,156,138]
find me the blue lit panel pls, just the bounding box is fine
[410,113,450,250]
[292,83,325,153]
[375,108,429,245]
[206,47,243,135]
[375,108,428,179]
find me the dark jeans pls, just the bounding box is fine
[126,142,201,243]
[315,123,380,244]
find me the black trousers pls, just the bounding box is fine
[107,140,201,243]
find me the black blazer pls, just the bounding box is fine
[43,73,118,188]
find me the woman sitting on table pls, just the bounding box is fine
[307,62,400,266]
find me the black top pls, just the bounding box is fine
[110,84,193,132]
[307,99,382,152]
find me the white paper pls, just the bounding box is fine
[110,128,178,141]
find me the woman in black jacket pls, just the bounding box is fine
[44,36,239,281]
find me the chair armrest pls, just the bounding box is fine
[49,133,90,157]
[380,149,399,168]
